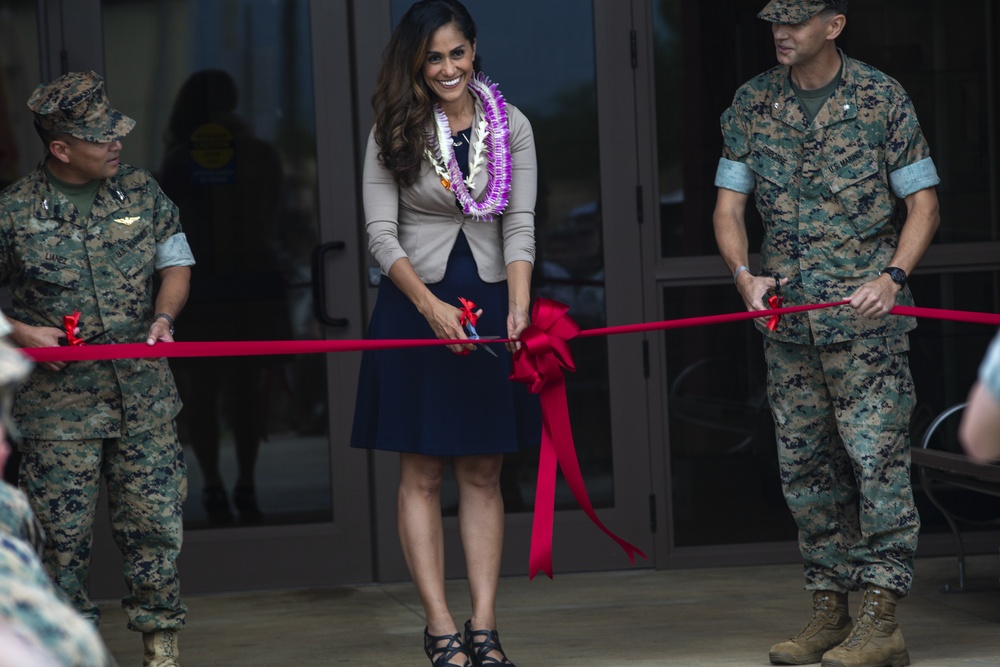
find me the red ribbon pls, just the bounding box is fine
[766,294,784,331]
[30,301,1000,365]
[21,300,1000,579]
[510,298,648,579]
[62,311,85,346]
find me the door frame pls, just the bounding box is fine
[35,0,377,597]
[38,0,670,594]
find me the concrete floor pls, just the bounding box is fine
[98,554,1000,666]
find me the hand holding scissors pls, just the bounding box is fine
[458,297,499,358]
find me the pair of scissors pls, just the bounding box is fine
[464,320,500,358]
[457,296,500,357]
[58,330,106,346]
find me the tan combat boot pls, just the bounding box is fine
[769,590,852,665]
[142,630,180,667]
[821,586,910,667]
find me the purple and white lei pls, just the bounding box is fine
[425,72,512,221]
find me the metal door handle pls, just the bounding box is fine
[311,241,349,327]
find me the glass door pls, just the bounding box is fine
[106,0,332,531]
[79,0,373,593]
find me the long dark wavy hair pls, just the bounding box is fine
[372,0,480,187]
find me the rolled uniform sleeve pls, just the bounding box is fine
[714,104,756,194]
[151,179,196,269]
[889,156,940,198]
[155,232,195,270]
[715,158,756,194]
[885,91,940,197]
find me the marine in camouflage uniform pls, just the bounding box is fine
[0,480,44,555]
[0,533,118,667]
[0,314,117,667]
[0,71,194,666]
[713,2,940,665]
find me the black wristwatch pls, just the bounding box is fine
[883,267,907,287]
[155,312,175,336]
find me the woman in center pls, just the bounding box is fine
[350,1,540,665]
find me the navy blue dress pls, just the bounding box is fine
[350,132,541,456]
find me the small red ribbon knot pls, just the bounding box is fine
[766,294,784,331]
[63,311,85,346]
[510,298,647,579]
[458,297,478,327]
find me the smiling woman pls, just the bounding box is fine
[353,1,539,665]
[422,24,476,112]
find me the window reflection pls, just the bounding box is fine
[663,273,1000,547]
[905,272,1000,534]
[0,0,39,488]
[663,284,795,546]
[104,0,331,529]
[0,0,40,187]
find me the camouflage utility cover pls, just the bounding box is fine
[0,163,183,438]
[27,71,135,143]
[717,54,939,345]
[758,0,836,24]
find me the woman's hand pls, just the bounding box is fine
[422,297,477,355]
[506,305,530,354]
[387,259,478,356]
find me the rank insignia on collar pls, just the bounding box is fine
[114,216,139,225]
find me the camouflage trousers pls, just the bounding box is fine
[763,334,920,596]
[18,420,188,632]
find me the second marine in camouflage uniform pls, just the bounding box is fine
[0,71,194,666]
[713,1,941,665]
[0,483,113,667]
[0,313,117,667]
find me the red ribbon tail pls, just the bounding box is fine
[528,432,557,580]
[545,385,648,564]
[528,377,648,577]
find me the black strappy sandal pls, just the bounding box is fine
[463,620,515,666]
[424,627,473,667]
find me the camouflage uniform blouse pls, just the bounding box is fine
[0,163,194,439]
[715,52,940,346]
[0,533,117,666]
[0,482,44,553]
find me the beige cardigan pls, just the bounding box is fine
[363,101,536,284]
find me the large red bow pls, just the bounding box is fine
[511,298,647,579]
